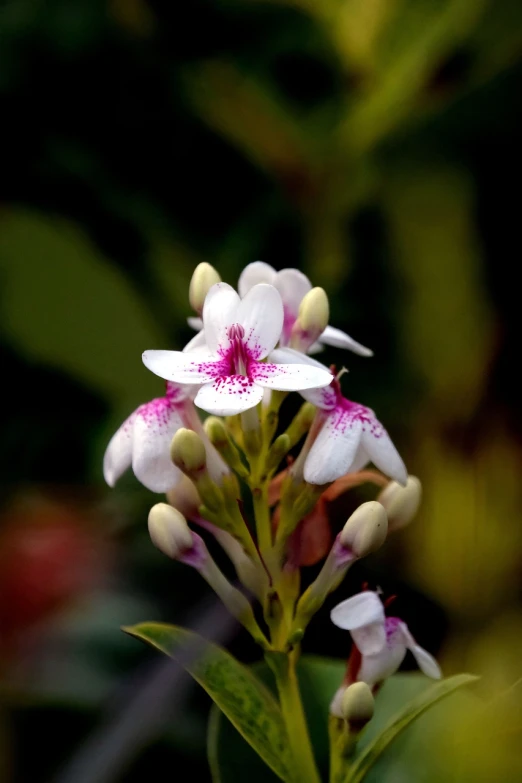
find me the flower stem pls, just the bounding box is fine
[267,651,321,783]
[252,482,272,554]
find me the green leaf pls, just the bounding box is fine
[123,622,292,782]
[347,673,479,783]
[208,657,480,783]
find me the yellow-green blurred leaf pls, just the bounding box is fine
[347,673,479,783]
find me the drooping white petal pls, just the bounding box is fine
[238,261,276,297]
[131,401,184,492]
[251,361,332,392]
[357,644,407,686]
[202,282,240,353]
[187,316,203,331]
[348,444,370,473]
[235,284,284,359]
[307,341,325,355]
[320,325,373,357]
[399,622,442,679]
[183,329,208,353]
[361,419,408,485]
[142,349,221,385]
[304,410,363,484]
[103,411,136,486]
[330,591,385,630]
[351,621,387,656]
[274,268,312,317]
[195,376,265,416]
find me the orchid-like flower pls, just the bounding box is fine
[299,372,407,486]
[103,382,195,493]
[238,261,373,356]
[142,282,333,416]
[331,591,442,687]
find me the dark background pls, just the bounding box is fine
[1,0,522,780]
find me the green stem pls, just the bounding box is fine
[252,482,272,555]
[269,652,322,783]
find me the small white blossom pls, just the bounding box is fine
[143,282,332,416]
[331,591,442,687]
[238,261,372,356]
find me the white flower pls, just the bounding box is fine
[238,261,372,356]
[143,282,333,416]
[331,591,442,687]
[103,382,194,493]
[300,374,407,486]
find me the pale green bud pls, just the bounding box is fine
[340,501,388,558]
[189,262,221,314]
[298,287,329,335]
[170,428,207,475]
[341,682,375,729]
[377,476,422,532]
[148,503,194,559]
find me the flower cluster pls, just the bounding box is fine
[104,261,440,714]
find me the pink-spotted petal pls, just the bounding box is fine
[347,444,370,473]
[132,401,184,492]
[235,283,284,359]
[274,268,312,317]
[238,261,276,298]
[320,325,373,357]
[187,316,203,331]
[304,411,363,484]
[362,419,407,485]
[268,348,334,399]
[399,622,442,679]
[251,360,332,392]
[194,376,264,416]
[202,282,241,353]
[330,591,385,630]
[103,411,136,487]
[142,349,221,385]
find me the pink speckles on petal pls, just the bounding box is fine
[251,361,332,392]
[194,375,265,416]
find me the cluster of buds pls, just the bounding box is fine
[104,261,440,720]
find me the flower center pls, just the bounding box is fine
[226,323,249,376]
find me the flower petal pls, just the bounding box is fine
[202,282,240,353]
[320,325,373,357]
[195,376,264,416]
[251,360,332,392]
[132,401,184,492]
[187,316,203,331]
[274,268,312,318]
[183,329,208,353]
[304,411,363,484]
[361,418,408,485]
[399,622,442,679]
[352,622,387,656]
[235,283,284,359]
[142,349,222,384]
[330,591,385,630]
[357,644,407,686]
[348,444,370,473]
[103,411,136,486]
[269,347,335,403]
[238,260,276,297]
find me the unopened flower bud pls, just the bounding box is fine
[341,682,374,729]
[340,501,388,558]
[378,476,422,532]
[171,428,207,475]
[298,287,329,335]
[148,503,194,559]
[189,262,221,314]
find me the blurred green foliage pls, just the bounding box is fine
[1,0,522,780]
